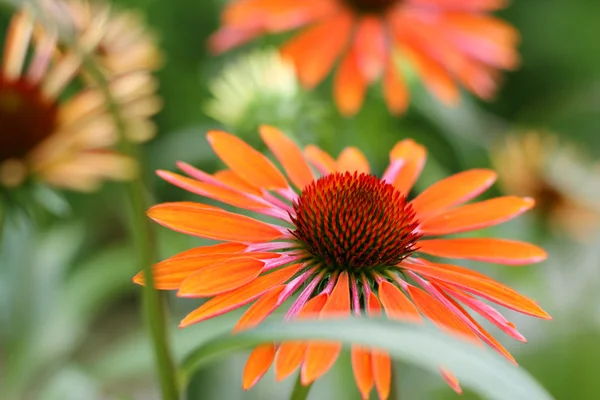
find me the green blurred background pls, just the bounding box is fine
[1,0,600,399]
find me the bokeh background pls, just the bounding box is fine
[1,0,600,399]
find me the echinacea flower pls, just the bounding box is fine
[209,0,519,115]
[135,126,550,398]
[0,10,135,190]
[493,131,600,240]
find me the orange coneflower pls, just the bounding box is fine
[0,10,135,190]
[135,126,550,398]
[209,0,519,115]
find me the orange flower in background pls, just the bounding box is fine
[135,125,550,399]
[209,0,519,115]
[0,11,135,190]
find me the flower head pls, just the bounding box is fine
[209,0,519,115]
[493,131,600,240]
[0,10,135,190]
[135,126,549,398]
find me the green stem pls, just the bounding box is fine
[76,42,179,400]
[290,374,313,400]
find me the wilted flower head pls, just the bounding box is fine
[493,131,600,239]
[0,10,135,191]
[135,126,550,399]
[210,0,519,115]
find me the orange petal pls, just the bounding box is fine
[180,264,301,327]
[418,238,547,265]
[207,130,288,189]
[352,346,374,399]
[148,202,284,243]
[234,285,286,332]
[301,272,350,384]
[367,291,383,315]
[304,144,337,175]
[419,196,535,235]
[242,344,276,390]
[440,368,462,394]
[259,125,315,190]
[275,293,329,381]
[383,56,409,115]
[411,169,497,218]
[334,48,367,116]
[372,350,391,400]
[337,147,370,174]
[281,11,353,88]
[157,170,271,211]
[178,258,265,297]
[136,251,278,290]
[389,139,427,195]
[403,263,551,319]
[408,285,479,341]
[213,169,263,196]
[378,281,421,322]
[353,16,386,82]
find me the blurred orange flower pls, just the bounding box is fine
[0,11,135,190]
[135,125,549,399]
[210,0,519,115]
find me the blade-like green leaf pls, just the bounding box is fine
[182,317,553,400]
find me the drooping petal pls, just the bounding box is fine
[351,346,374,400]
[207,130,288,189]
[378,281,421,322]
[353,16,386,82]
[383,56,409,115]
[178,258,265,297]
[179,264,302,327]
[148,202,284,243]
[372,350,391,400]
[388,139,427,195]
[212,169,263,196]
[304,145,337,175]
[411,169,497,217]
[403,263,551,319]
[259,125,315,190]
[440,368,462,394]
[242,344,276,390]
[337,147,370,174]
[281,11,353,88]
[275,293,329,381]
[333,48,367,116]
[234,285,286,332]
[302,272,350,384]
[419,196,535,235]
[418,238,547,265]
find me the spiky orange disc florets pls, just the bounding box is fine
[292,172,421,271]
[0,77,58,162]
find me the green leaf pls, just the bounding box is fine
[181,318,553,400]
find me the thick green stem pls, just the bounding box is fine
[78,45,179,400]
[290,374,313,400]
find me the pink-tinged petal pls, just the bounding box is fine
[157,170,272,211]
[419,196,535,235]
[411,169,497,218]
[259,125,315,190]
[305,145,337,175]
[333,48,367,116]
[301,272,350,384]
[148,202,284,243]
[178,258,265,297]
[418,238,547,265]
[207,130,289,190]
[440,368,462,394]
[208,25,264,55]
[242,344,276,390]
[388,139,427,195]
[281,11,353,88]
[409,0,507,10]
[337,147,370,174]
[179,264,301,327]
[403,262,551,319]
[353,16,386,82]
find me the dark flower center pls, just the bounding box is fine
[343,0,400,14]
[292,172,421,271]
[0,77,58,163]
